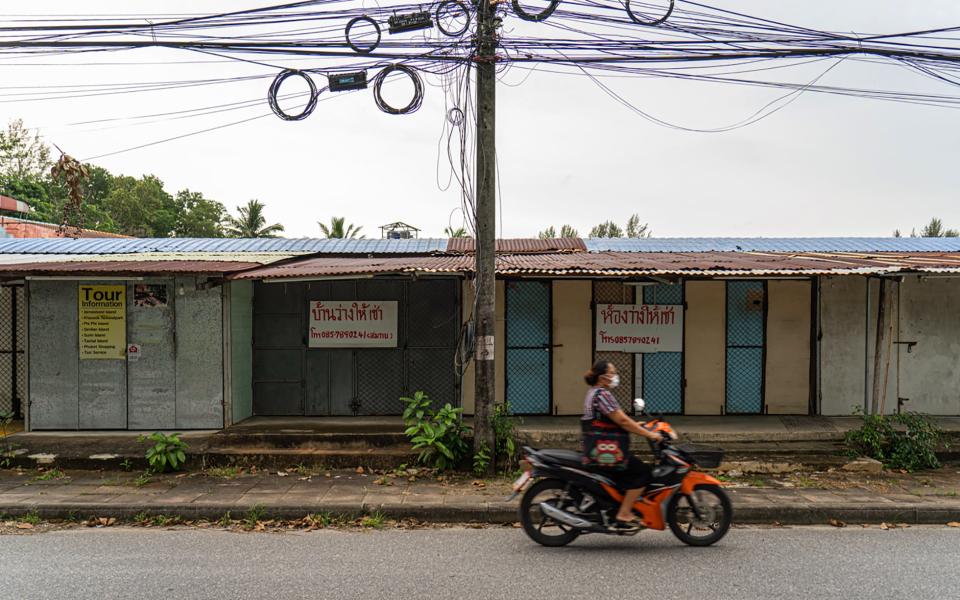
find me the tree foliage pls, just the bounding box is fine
[224,199,285,238]
[538,224,578,239]
[589,214,651,238]
[0,118,282,238]
[444,226,468,238]
[895,217,959,238]
[319,216,364,239]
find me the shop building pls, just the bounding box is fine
[1,236,958,430]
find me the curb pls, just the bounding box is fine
[2,501,958,526]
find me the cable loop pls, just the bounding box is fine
[267,70,320,121]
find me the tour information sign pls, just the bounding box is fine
[595,303,683,353]
[78,284,126,359]
[308,301,398,348]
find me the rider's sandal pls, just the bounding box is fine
[610,518,641,531]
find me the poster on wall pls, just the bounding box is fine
[78,284,126,359]
[308,301,398,348]
[133,284,168,307]
[595,303,683,353]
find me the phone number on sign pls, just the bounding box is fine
[310,329,393,340]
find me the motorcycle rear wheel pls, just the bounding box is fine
[519,478,582,547]
[667,484,732,546]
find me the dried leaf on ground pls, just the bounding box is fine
[829,519,845,528]
[947,522,960,528]
[16,523,34,529]
[276,471,288,477]
[356,467,365,474]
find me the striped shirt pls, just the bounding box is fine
[582,387,620,420]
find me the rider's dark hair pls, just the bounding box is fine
[584,360,612,386]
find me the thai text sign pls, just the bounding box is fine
[595,303,683,353]
[78,284,126,359]
[308,301,398,348]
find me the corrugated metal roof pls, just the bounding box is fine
[446,237,586,253]
[232,256,471,280]
[0,237,449,255]
[0,252,296,265]
[229,251,960,280]
[0,260,261,275]
[584,238,960,253]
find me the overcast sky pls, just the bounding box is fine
[2,1,959,239]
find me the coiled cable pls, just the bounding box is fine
[373,64,424,115]
[267,69,319,120]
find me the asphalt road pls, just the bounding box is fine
[2,526,959,599]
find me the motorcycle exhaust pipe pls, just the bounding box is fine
[539,502,592,529]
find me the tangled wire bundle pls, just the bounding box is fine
[625,0,674,25]
[267,69,319,120]
[512,0,561,22]
[345,15,381,54]
[373,64,424,114]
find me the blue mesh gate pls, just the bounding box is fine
[725,281,766,414]
[640,283,683,414]
[505,280,551,414]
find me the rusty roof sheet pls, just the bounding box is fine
[231,256,472,280]
[0,260,262,276]
[446,237,586,254]
[229,251,960,280]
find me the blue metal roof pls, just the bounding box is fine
[584,237,960,253]
[0,237,449,255]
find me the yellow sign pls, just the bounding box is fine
[78,284,126,360]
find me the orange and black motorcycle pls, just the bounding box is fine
[511,399,732,547]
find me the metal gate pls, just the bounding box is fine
[505,280,552,414]
[725,280,766,414]
[639,283,683,414]
[0,285,24,419]
[593,280,634,412]
[252,278,459,416]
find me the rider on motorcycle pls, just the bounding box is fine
[582,360,665,528]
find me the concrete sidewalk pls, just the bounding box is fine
[1,468,958,526]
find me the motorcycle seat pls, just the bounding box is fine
[538,449,585,468]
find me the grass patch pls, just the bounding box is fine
[131,472,152,488]
[205,466,243,479]
[20,510,41,525]
[217,511,233,527]
[305,512,351,528]
[360,511,386,529]
[243,504,267,530]
[33,468,66,482]
[151,514,181,527]
[746,477,768,488]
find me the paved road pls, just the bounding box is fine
[3,526,959,599]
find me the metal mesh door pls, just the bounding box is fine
[0,286,24,418]
[506,281,551,414]
[593,281,634,411]
[725,281,765,414]
[405,279,459,406]
[641,283,683,414]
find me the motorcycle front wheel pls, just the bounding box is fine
[667,484,732,546]
[519,478,582,547]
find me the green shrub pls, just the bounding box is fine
[492,402,521,469]
[401,391,471,471]
[844,411,945,472]
[139,432,188,473]
[472,442,491,476]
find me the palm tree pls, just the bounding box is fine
[444,226,468,238]
[319,216,364,238]
[224,199,284,238]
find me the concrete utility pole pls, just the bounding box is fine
[473,0,498,456]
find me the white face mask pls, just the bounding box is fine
[608,374,620,388]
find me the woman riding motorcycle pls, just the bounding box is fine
[582,360,665,528]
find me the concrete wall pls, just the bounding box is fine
[460,279,506,414]
[897,276,960,415]
[684,281,725,415]
[27,278,225,430]
[764,280,811,414]
[552,280,592,415]
[230,281,254,424]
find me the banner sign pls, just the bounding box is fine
[308,301,398,348]
[78,284,126,359]
[595,303,683,353]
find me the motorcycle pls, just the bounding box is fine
[511,398,732,547]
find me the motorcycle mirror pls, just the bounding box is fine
[633,398,645,414]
